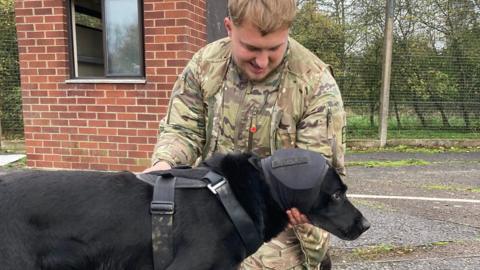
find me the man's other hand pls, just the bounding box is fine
[287,207,311,228]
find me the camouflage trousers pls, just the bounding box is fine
[239,226,330,270]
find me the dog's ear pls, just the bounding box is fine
[247,155,262,171]
[202,153,226,171]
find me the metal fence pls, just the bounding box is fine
[293,0,480,139]
[0,5,22,141]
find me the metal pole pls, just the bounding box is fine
[379,0,395,147]
[0,114,2,151]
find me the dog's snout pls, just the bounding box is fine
[361,217,370,231]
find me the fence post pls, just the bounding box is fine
[379,0,395,147]
[0,115,2,151]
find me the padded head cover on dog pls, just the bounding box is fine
[260,148,329,213]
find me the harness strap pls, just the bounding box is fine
[202,171,263,255]
[141,173,177,270]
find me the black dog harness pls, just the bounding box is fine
[137,168,263,270]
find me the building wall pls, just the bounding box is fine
[15,0,207,171]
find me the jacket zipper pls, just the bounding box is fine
[247,109,257,152]
[233,82,251,151]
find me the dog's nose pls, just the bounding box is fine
[361,218,371,231]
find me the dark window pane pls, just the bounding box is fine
[76,25,104,77]
[105,0,142,76]
[74,0,104,77]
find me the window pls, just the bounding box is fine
[68,0,144,78]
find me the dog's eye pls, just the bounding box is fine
[332,191,342,201]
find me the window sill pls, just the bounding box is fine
[65,78,147,84]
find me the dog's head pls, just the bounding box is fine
[259,148,370,240]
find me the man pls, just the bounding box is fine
[145,0,346,269]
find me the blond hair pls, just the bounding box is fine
[228,0,297,35]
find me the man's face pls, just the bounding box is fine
[224,17,289,82]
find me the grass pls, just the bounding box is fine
[423,184,480,193]
[351,198,389,210]
[352,244,415,260]
[347,114,480,139]
[429,241,451,247]
[347,158,431,167]
[350,241,457,260]
[348,129,480,140]
[347,144,480,154]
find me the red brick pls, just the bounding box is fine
[128,137,148,144]
[89,120,107,127]
[108,121,127,128]
[35,147,52,154]
[98,113,116,120]
[97,128,117,136]
[78,128,97,135]
[118,158,136,165]
[99,157,118,164]
[16,8,33,16]
[108,150,128,157]
[34,8,53,15]
[52,133,69,140]
[36,161,54,167]
[128,151,149,158]
[53,162,72,169]
[79,141,98,149]
[127,121,147,128]
[72,163,90,169]
[98,143,117,150]
[118,129,137,136]
[89,135,108,142]
[108,136,127,143]
[70,135,88,141]
[90,164,109,171]
[44,154,62,161]
[63,155,80,162]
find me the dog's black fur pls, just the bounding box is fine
[0,153,369,270]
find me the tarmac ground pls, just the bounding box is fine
[330,151,480,270]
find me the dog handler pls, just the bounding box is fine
[145,0,346,269]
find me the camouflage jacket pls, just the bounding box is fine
[152,37,346,268]
[153,37,346,175]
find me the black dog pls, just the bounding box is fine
[0,149,369,270]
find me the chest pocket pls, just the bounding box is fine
[271,109,297,151]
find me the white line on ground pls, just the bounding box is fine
[349,194,480,204]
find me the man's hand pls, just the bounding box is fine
[142,161,172,173]
[287,207,311,228]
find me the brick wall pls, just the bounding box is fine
[15,0,207,171]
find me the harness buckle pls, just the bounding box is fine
[150,201,175,215]
[207,179,227,195]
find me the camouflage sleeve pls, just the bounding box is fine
[296,68,346,267]
[152,52,205,166]
[296,68,346,175]
[293,224,330,268]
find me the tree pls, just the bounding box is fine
[415,0,479,129]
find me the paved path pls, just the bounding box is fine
[0,154,25,166]
[330,151,480,269]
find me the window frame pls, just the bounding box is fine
[66,0,145,80]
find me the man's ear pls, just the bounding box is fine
[224,17,232,36]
